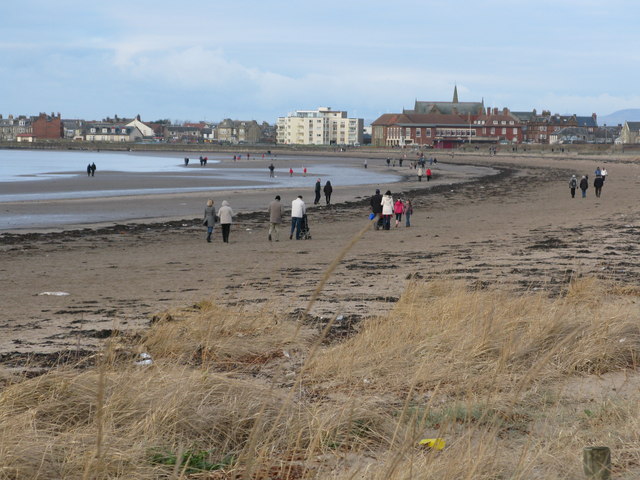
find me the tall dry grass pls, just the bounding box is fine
[0,278,639,478]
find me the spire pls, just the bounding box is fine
[453,85,459,103]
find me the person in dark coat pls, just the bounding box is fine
[369,189,383,230]
[579,175,589,198]
[87,164,92,177]
[90,163,96,176]
[314,179,321,204]
[323,181,333,205]
[594,175,604,198]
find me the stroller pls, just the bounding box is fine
[300,214,312,239]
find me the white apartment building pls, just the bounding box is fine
[276,107,363,145]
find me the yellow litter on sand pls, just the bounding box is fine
[419,438,446,450]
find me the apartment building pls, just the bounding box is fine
[276,107,363,145]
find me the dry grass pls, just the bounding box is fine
[1,278,639,479]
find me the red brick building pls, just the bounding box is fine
[31,112,63,139]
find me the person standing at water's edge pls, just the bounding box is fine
[268,163,275,177]
[268,195,284,242]
[91,163,96,176]
[86,164,92,177]
[290,195,306,240]
[203,199,216,243]
[217,200,234,243]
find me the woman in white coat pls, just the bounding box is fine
[217,200,234,243]
[380,190,394,230]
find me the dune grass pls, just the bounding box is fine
[0,276,639,478]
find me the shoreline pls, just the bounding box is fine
[0,152,496,233]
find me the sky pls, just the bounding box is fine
[2,0,640,124]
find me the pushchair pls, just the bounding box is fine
[300,214,312,239]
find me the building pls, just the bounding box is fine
[31,112,63,139]
[619,121,640,144]
[403,86,484,116]
[83,123,144,142]
[126,116,155,138]
[276,107,363,145]
[0,115,31,141]
[517,110,598,143]
[371,88,524,148]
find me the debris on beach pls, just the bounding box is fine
[419,438,446,450]
[37,291,70,296]
[135,352,153,366]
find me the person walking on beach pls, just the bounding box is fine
[217,200,234,243]
[381,190,394,230]
[86,164,92,177]
[601,167,608,182]
[393,198,404,228]
[268,163,275,177]
[303,167,307,177]
[268,195,284,241]
[364,159,368,169]
[184,157,189,166]
[289,168,294,177]
[569,175,578,198]
[90,163,96,176]
[324,180,333,205]
[426,168,432,181]
[370,189,383,230]
[579,175,589,198]
[314,179,321,205]
[203,199,217,243]
[404,199,413,227]
[417,166,424,182]
[594,175,604,198]
[290,195,306,240]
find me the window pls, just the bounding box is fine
[490,127,495,135]
[513,128,518,134]
[416,128,421,137]
[502,128,507,134]
[426,128,431,136]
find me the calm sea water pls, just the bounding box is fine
[0,149,399,202]
[0,149,220,182]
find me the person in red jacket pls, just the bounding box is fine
[426,168,432,181]
[394,199,404,228]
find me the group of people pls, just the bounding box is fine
[314,179,333,205]
[203,199,234,243]
[267,194,309,241]
[86,162,97,176]
[569,166,608,199]
[369,189,413,230]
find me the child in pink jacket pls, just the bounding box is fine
[394,199,404,227]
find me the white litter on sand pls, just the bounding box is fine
[38,291,70,296]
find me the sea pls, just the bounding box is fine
[0,149,399,202]
[0,149,402,230]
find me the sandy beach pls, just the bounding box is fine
[1,150,639,370]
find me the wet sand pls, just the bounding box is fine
[1,151,639,371]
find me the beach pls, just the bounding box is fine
[1,150,638,370]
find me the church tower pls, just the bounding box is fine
[453,85,459,103]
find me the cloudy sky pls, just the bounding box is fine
[2,0,639,123]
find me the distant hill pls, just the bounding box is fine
[598,109,640,126]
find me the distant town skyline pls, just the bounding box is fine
[3,1,640,123]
